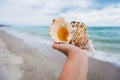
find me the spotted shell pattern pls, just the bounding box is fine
[69,21,89,49]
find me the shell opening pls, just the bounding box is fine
[57,26,69,42]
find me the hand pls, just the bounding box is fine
[52,43,88,80]
[52,43,88,59]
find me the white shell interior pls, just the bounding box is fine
[49,18,73,43]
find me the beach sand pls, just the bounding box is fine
[0,29,120,80]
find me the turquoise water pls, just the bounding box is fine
[10,26,120,54]
[87,27,120,54]
[10,26,50,39]
[6,26,120,65]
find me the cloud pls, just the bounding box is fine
[52,2,120,26]
[0,0,120,26]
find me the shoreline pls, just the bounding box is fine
[0,29,120,80]
[0,30,63,80]
[2,27,120,65]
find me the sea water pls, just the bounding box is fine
[3,26,120,65]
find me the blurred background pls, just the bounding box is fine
[0,0,120,65]
[0,0,120,80]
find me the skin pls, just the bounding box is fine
[52,43,88,80]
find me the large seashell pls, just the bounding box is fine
[49,17,95,51]
[49,17,73,43]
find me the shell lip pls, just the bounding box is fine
[49,17,73,43]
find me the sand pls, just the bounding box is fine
[0,30,63,80]
[0,29,120,80]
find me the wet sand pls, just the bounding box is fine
[0,29,120,80]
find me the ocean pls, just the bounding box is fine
[3,26,120,65]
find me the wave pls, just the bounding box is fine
[2,28,120,66]
[90,50,120,66]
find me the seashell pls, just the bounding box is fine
[69,21,89,49]
[49,17,73,43]
[49,17,95,51]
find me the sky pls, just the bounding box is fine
[0,0,120,26]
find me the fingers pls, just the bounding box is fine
[52,43,70,54]
[52,43,89,57]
